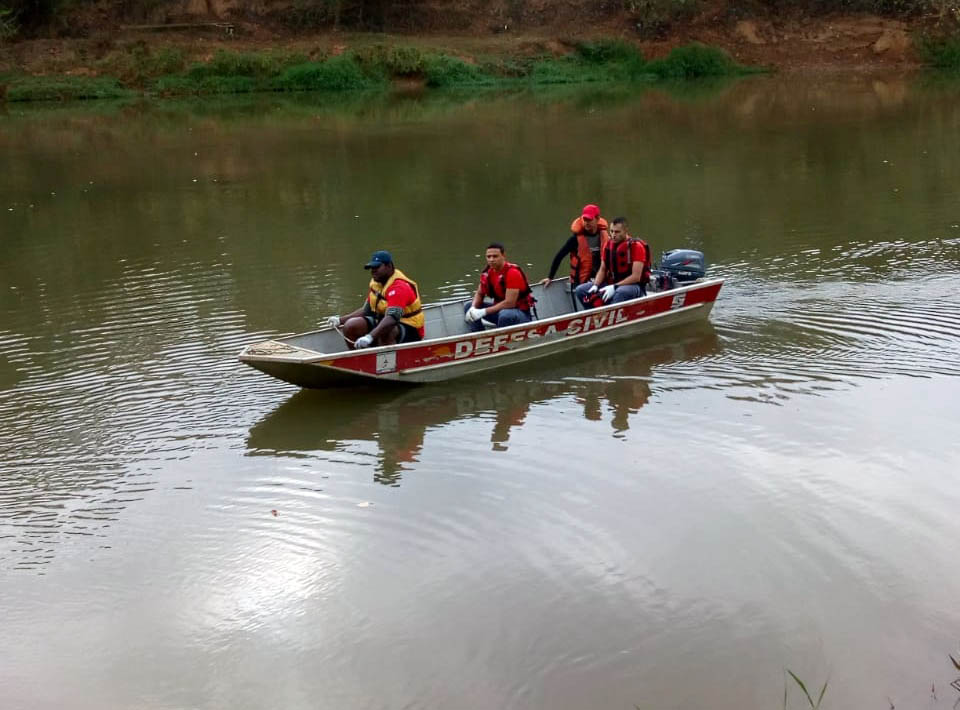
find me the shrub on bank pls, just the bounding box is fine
[529,57,585,84]
[530,53,650,84]
[646,43,742,79]
[6,76,134,101]
[96,45,187,83]
[154,74,257,94]
[350,44,427,78]
[186,50,306,79]
[575,39,641,64]
[916,33,960,70]
[2,41,753,102]
[272,56,381,91]
[422,54,491,87]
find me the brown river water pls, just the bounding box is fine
[2,75,960,710]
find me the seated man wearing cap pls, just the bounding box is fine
[464,242,534,332]
[326,250,424,349]
[538,203,610,301]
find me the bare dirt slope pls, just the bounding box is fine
[0,0,942,76]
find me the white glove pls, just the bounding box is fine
[600,284,616,303]
[326,315,340,328]
[587,284,598,295]
[354,334,374,349]
[465,307,486,323]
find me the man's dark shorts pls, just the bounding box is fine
[364,316,423,344]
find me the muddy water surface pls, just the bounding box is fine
[2,76,960,710]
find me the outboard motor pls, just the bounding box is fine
[659,249,706,283]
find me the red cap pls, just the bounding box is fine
[581,204,600,220]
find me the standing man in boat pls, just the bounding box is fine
[573,217,651,307]
[464,242,534,331]
[537,203,610,292]
[326,250,425,349]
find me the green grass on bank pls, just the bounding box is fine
[916,34,960,70]
[4,75,135,101]
[2,41,757,103]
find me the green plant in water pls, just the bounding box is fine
[784,669,828,709]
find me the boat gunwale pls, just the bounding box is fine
[398,299,710,376]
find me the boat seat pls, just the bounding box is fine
[424,300,476,339]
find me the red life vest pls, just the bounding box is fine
[568,216,610,285]
[480,262,534,312]
[602,237,651,285]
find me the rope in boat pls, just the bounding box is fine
[333,323,357,346]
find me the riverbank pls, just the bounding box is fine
[1,39,762,101]
[2,3,959,102]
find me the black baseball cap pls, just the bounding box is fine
[364,250,393,269]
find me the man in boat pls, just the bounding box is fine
[573,217,651,307]
[537,203,610,292]
[326,250,425,349]
[464,242,534,331]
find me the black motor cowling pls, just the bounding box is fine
[659,249,706,282]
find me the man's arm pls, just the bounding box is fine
[484,288,519,315]
[540,235,578,285]
[615,260,645,287]
[614,242,648,286]
[471,283,485,309]
[592,261,608,288]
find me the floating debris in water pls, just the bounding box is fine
[356,501,372,508]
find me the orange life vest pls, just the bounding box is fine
[480,262,534,312]
[366,268,425,331]
[568,216,610,285]
[602,237,652,285]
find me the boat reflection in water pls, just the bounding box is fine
[246,324,721,484]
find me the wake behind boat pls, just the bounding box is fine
[238,252,724,389]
